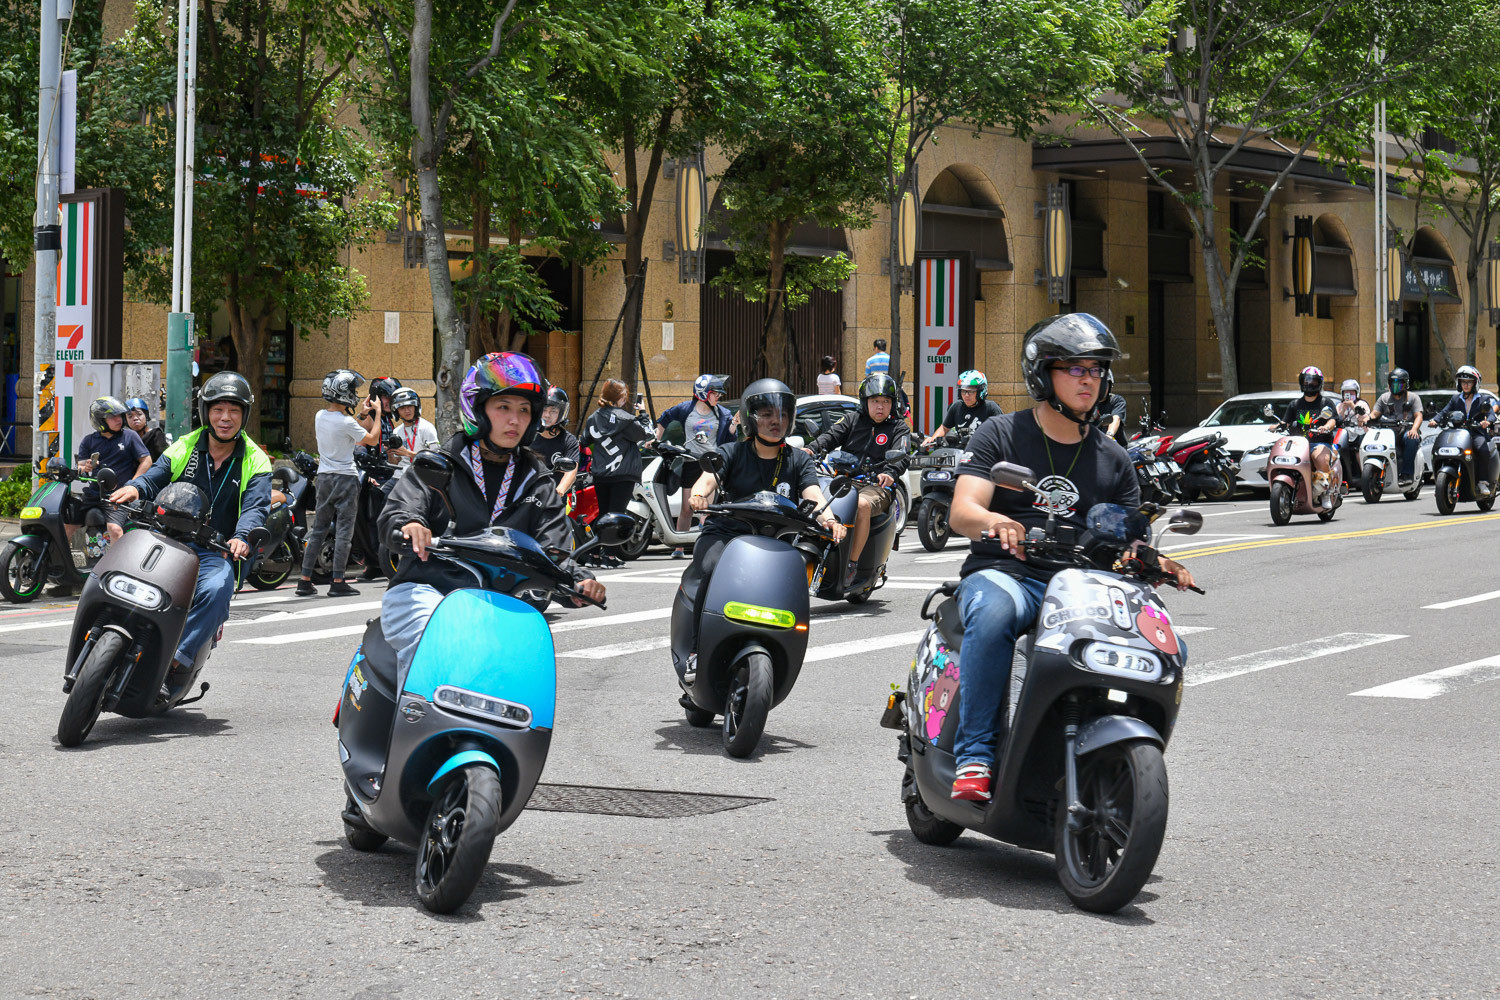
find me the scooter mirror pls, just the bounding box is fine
[698,451,726,477]
[989,462,1036,491]
[410,451,454,493]
[550,454,578,473]
[591,512,638,548]
[828,475,853,499]
[45,456,69,478]
[245,525,271,550]
[884,448,910,472]
[96,466,119,495]
[1261,404,1276,419]
[1166,509,1203,535]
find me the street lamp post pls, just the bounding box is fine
[164,0,199,440]
[30,0,64,480]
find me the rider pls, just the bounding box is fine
[1369,367,1425,489]
[387,387,439,480]
[123,397,168,460]
[109,372,272,673]
[805,372,912,588]
[921,370,1002,447]
[378,353,605,679]
[1280,366,1339,509]
[1433,365,1498,494]
[73,396,153,544]
[946,314,1195,802]
[680,378,845,678]
[1334,379,1370,489]
[533,387,581,496]
[655,374,738,558]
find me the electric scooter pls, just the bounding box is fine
[882,460,1204,913]
[1429,412,1499,514]
[813,449,907,604]
[335,451,628,914]
[240,453,316,591]
[622,441,703,560]
[913,432,968,551]
[1359,417,1427,503]
[1,456,111,603]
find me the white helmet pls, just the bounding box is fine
[1339,379,1360,396]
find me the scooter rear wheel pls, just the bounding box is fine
[1055,740,1168,914]
[0,543,46,603]
[415,764,501,914]
[722,653,773,758]
[916,500,950,552]
[57,630,125,747]
[618,519,652,561]
[249,538,297,590]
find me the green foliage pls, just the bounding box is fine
[710,250,858,310]
[0,464,35,517]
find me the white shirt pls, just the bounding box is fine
[393,417,440,476]
[314,409,367,476]
[817,372,841,395]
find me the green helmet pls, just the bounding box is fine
[958,370,988,400]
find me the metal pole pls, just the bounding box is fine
[1373,97,1388,387]
[164,0,195,439]
[182,0,199,311]
[31,0,62,481]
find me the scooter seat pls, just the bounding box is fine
[359,619,400,698]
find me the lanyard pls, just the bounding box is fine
[467,444,515,522]
[203,445,236,512]
[402,422,419,453]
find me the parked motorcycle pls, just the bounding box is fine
[1167,432,1238,503]
[1262,420,1340,524]
[669,454,852,756]
[1429,413,1498,515]
[335,451,627,913]
[240,452,316,591]
[913,431,968,551]
[56,471,267,746]
[1128,440,1181,507]
[622,441,702,560]
[882,460,1203,913]
[815,449,907,603]
[1359,416,1427,503]
[1,456,112,603]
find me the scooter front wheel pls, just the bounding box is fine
[1055,740,1168,914]
[1362,466,1383,504]
[1268,481,1293,525]
[57,630,126,747]
[415,764,501,914]
[1434,471,1458,515]
[904,766,963,846]
[0,542,46,603]
[916,500,950,552]
[722,652,773,758]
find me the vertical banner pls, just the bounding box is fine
[917,257,960,435]
[36,199,95,463]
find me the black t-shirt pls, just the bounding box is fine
[713,441,820,504]
[532,428,581,472]
[76,428,150,498]
[1281,394,1338,442]
[941,400,1004,437]
[958,410,1139,582]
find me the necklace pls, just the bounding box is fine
[1041,424,1083,480]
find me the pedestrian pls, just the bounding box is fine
[387,387,439,479]
[73,396,152,544]
[296,370,382,597]
[864,338,890,376]
[817,356,841,395]
[654,374,736,558]
[580,379,653,567]
[124,397,169,460]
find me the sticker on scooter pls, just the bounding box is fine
[1041,600,1112,630]
[923,654,960,741]
[1136,605,1178,655]
[347,663,368,711]
[1107,587,1131,630]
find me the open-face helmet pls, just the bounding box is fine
[1020,313,1120,423]
[958,370,988,401]
[1456,365,1480,391]
[197,372,254,439]
[388,386,421,418]
[88,396,127,433]
[693,374,728,403]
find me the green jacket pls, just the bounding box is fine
[131,427,274,541]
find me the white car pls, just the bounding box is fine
[789,393,921,530]
[1172,391,1303,491]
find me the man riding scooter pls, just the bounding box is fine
[1279,367,1339,510]
[1432,365,1498,498]
[921,370,1002,447]
[108,372,272,677]
[1334,379,1370,491]
[805,373,911,588]
[73,395,152,546]
[1370,368,1424,490]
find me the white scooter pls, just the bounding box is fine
[1360,417,1427,502]
[621,442,702,560]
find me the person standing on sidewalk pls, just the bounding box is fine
[296,370,382,597]
[580,379,653,567]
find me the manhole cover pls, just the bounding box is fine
[528,783,771,819]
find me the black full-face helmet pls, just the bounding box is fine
[740,378,796,446]
[1388,368,1410,394]
[1020,313,1121,423]
[198,372,254,441]
[543,385,570,426]
[1298,366,1325,396]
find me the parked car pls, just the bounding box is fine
[788,393,919,533]
[1178,391,1303,491]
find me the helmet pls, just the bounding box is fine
[1339,379,1360,396]
[858,372,899,415]
[1020,313,1121,420]
[389,386,421,416]
[459,352,548,446]
[1298,366,1324,394]
[197,372,254,439]
[88,396,127,433]
[958,370,988,400]
[320,369,364,408]
[124,396,150,416]
[693,373,728,403]
[1389,367,1410,394]
[543,385,570,425]
[369,376,402,399]
[740,378,796,446]
[1456,365,1480,389]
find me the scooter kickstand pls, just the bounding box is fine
[176,682,211,707]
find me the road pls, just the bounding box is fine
[1,492,1497,999]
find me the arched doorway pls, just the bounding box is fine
[1398,226,1462,385]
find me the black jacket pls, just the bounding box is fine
[1436,391,1497,425]
[378,432,593,595]
[581,405,653,482]
[810,412,912,472]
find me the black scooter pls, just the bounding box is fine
[1430,412,1499,514]
[1,456,111,603]
[913,432,968,552]
[55,469,266,746]
[670,454,851,757]
[882,461,1204,913]
[241,451,317,591]
[812,449,907,604]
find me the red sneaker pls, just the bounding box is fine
[951,763,993,801]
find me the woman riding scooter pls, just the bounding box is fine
[1334,379,1369,492]
[1431,365,1498,500]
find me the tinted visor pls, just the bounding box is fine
[743,392,795,439]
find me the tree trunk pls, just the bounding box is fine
[468,145,492,361]
[411,0,466,438]
[496,219,521,353]
[761,220,792,383]
[225,298,268,438]
[1195,195,1240,399]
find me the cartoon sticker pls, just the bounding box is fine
[923,656,960,741]
[1136,604,1179,655]
[347,662,368,711]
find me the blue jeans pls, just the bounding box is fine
[1396,433,1419,479]
[381,582,445,687]
[953,569,1048,769]
[175,545,235,667]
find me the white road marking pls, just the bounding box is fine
[0,589,298,633]
[236,623,367,645]
[1186,632,1406,687]
[0,617,80,635]
[1176,626,1215,635]
[230,592,299,607]
[551,607,672,633]
[804,631,927,663]
[1423,589,1500,610]
[223,600,383,629]
[559,636,672,659]
[913,551,968,563]
[1350,657,1500,699]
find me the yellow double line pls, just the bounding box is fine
[1174,512,1500,559]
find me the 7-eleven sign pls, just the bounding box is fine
[916,259,961,434]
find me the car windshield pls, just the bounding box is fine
[1204,400,1287,427]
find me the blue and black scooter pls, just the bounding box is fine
[334,451,632,914]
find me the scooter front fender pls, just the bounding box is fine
[1075,715,1163,757]
[427,748,501,793]
[8,531,52,563]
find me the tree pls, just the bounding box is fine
[81,0,393,434]
[1089,0,1434,398]
[863,0,1161,382]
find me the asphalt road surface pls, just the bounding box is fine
[2,492,1497,999]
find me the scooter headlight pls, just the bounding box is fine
[19,506,43,520]
[724,601,797,629]
[1270,455,1300,466]
[105,574,165,610]
[433,685,532,728]
[1081,642,1163,682]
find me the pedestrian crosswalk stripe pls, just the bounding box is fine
[1422,589,1500,610]
[1350,657,1500,699]
[1186,632,1406,687]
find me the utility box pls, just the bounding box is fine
[69,360,162,456]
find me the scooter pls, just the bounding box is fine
[334,452,627,913]
[1359,417,1427,503]
[1429,413,1499,515]
[881,460,1203,913]
[1,456,112,603]
[1263,426,1341,524]
[240,452,316,591]
[622,441,703,560]
[669,453,852,757]
[55,470,267,747]
[1167,432,1238,503]
[815,449,907,604]
[913,431,968,552]
[1332,418,1366,493]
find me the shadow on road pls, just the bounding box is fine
[53,710,234,749]
[652,721,815,760]
[312,843,582,917]
[870,828,1158,924]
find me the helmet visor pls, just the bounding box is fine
[743,393,794,441]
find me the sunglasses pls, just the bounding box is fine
[1051,364,1108,379]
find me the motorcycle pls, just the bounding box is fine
[1127,441,1181,507]
[882,460,1204,913]
[814,449,907,604]
[240,451,317,591]
[1,455,112,603]
[334,451,628,913]
[55,469,268,746]
[1429,412,1499,515]
[669,454,852,756]
[1359,416,1427,503]
[622,441,703,560]
[1167,432,1238,503]
[913,431,969,552]
[1261,420,1340,524]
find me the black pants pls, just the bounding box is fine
[593,478,636,555]
[681,530,733,652]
